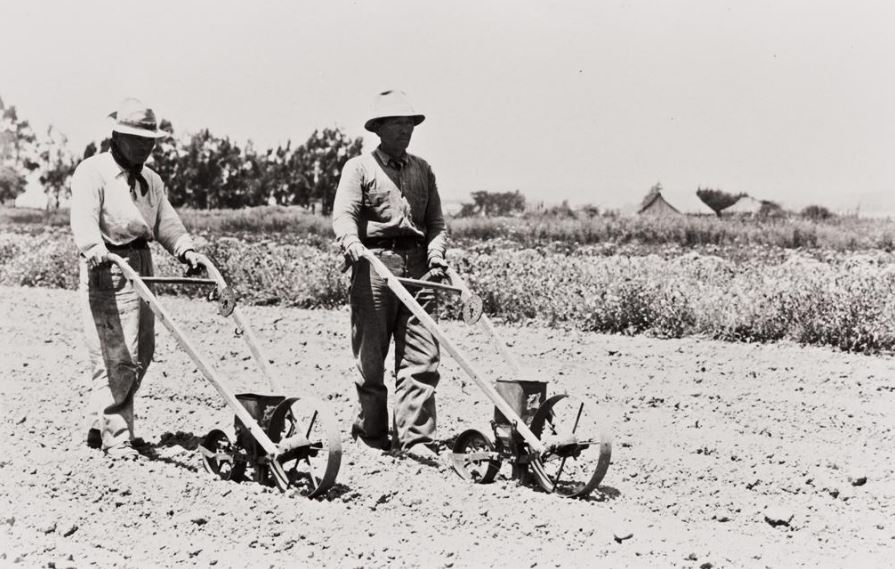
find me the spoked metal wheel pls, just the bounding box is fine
[528,394,612,498]
[267,396,342,497]
[199,429,245,482]
[451,429,502,484]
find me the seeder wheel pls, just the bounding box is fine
[451,429,502,484]
[199,429,245,482]
[460,293,484,325]
[528,394,612,498]
[267,396,342,497]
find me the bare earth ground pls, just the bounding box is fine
[1,285,893,569]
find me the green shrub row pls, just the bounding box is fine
[455,250,895,352]
[2,229,894,353]
[448,214,895,251]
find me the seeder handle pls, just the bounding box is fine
[361,251,544,454]
[396,277,464,294]
[140,277,217,286]
[192,254,283,394]
[106,254,282,457]
[446,267,523,376]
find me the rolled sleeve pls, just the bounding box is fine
[69,164,108,258]
[332,157,364,250]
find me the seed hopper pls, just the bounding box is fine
[107,253,342,498]
[361,251,612,498]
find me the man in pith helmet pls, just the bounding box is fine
[70,97,201,459]
[332,90,447,460]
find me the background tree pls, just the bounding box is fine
[267,141,310,207]
[0,98,39,202]
[81,137,111,161]
[578,203,602,218]
[289,128,363,214]
[543,199,576,218]
[37,126,76,209]
[149,119,178,186]
[801,204,834,221]
[171,129,244,208]
[4,94,364,212]
[0,166,25,203]
[696,186,746,217]
[758,200,786,218]
[459,190,526,217]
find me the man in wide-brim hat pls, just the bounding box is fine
[70,97,201,459]
[333,90,447,461]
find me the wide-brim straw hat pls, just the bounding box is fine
[364,90,425,132]
[108,97,168,139]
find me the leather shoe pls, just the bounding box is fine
[86,429,102,450]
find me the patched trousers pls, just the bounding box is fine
[349,245,440,450]
[79,248,154,450]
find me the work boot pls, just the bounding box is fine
[351,425,390,451]
[86,429,102,450]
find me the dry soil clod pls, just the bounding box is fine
[764,508,794,528]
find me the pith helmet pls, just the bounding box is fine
[108,97,168,139]
[364,90,425,132]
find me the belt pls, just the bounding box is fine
[104,237,150,252]
[362,236,423,251]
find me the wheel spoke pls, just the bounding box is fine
[450,429,501,484]
[266,397,341,497]
[304,410,318,439]
[529,395,612,498]
[572,401,584,433]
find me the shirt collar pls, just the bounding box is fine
[374,147,409,169]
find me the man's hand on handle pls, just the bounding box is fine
[180,249,201,269]
[86,248,111,270]
[345,242,367,264]
[426,256,449,282]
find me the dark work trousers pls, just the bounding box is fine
[79,248,155,450]
[349,245,440,450]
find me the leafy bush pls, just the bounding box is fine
[2,228,895,353]
[801,205,834,221]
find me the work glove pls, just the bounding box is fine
[85,248,111,270]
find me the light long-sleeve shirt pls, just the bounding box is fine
[332,148,446,263]
[70,152,193,259]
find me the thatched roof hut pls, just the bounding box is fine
[638,189,681,216]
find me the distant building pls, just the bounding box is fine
[723,196,764,216]
[638,189,680,216]
[637,188,715,216]
[664,189,716,216]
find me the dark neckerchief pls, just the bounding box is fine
[110,138,149,196]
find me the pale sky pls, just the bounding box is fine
[1,0,892,213]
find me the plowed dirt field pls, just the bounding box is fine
[1,285,893,568]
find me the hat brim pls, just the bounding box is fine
[112,124,169,139]
[365,114,425,133]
